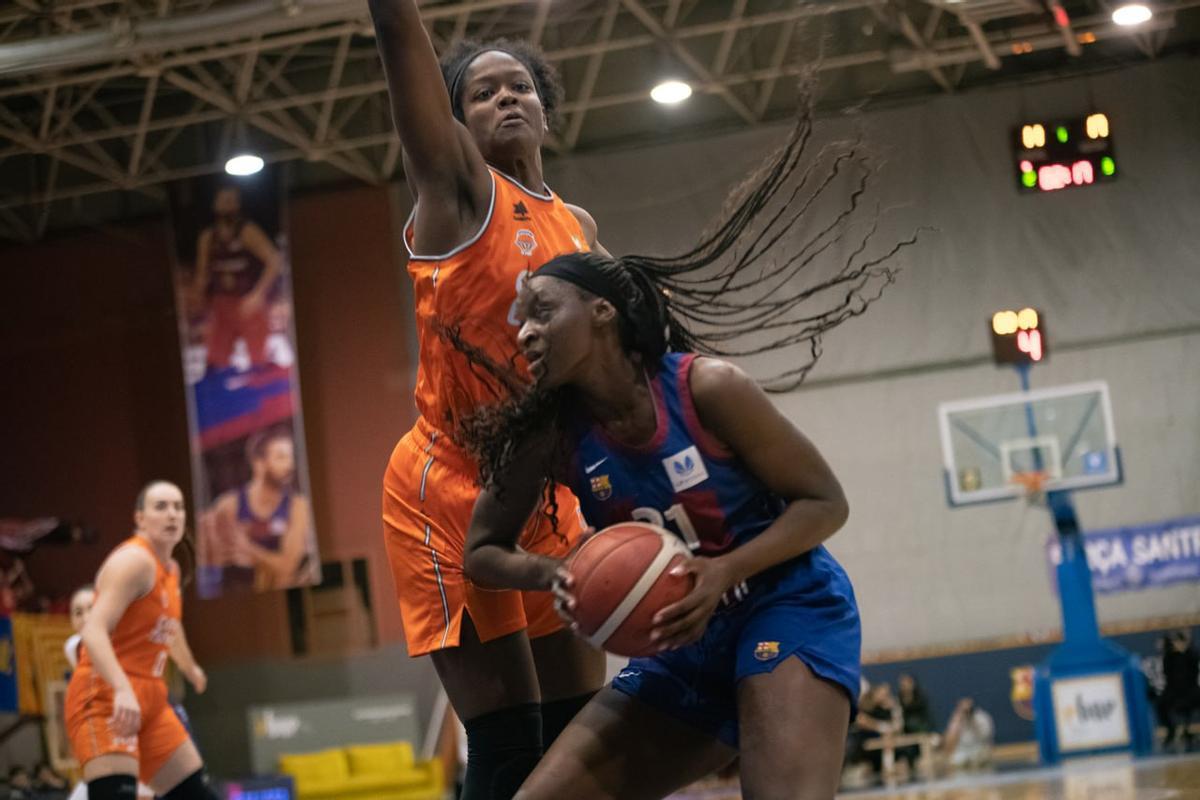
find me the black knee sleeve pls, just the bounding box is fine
[540,691,596,750]
[161,768,219,800]
[87,775,138,800]
[460,702,542,800]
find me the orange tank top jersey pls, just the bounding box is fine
[405,168,590,444]
[78,536,181,680]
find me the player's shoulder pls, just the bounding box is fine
[212,489,239,511]
[687,356,752,399]
[564,203,598,245]
[100,542,157,585]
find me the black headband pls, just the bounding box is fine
[534,258,628,314]
[447,47,532,122]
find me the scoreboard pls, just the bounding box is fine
[991,308,1047,365]
[1013,113,1116,194]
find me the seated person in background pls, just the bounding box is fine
[942,697,994,771]
[856,683,903,776]
[897,673,934,769]
[34,763,68,792]
[1161,628,1200,748]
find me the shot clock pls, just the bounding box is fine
[1013,114,1116,194]
[991,308,1047,365]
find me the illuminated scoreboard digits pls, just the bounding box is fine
[1013,114,1116,194]
[990,308,1048,365]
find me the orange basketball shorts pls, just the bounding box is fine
[64,669,189,783]
[383,418,584,656]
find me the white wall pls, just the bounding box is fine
[545,56,1200,653]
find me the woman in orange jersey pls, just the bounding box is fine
[367,1,606,796]
[64,481,218,800]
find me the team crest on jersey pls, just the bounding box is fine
[754,641,781,662]
[514,228,538,257]
[662,445,708,492]
[590,474,613,501]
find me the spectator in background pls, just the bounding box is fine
[856,683,903,776]
[942,697,994,770]
[1161,629,1200,749]
[897,673,933,770]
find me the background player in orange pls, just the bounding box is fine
[190,184,282,372]
[65,481,219,800]
[368,1,607,794]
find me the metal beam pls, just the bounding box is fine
[128,70,158,176]
[529,0,551,45]
[711,0,748,77]
[620,0,756,124]
[314,32,350,143]
[563,0,620,150]
[874,3,953,91]
[754,18,796,120]
[960,16,1002,70]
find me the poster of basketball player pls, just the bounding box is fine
[169,170,320,598]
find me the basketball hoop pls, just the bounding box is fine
[1010,470,1049,504]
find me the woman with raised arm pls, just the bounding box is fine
[367,2,607,796]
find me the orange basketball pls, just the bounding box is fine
[565,521,694,657]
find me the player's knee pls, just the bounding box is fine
[160,768,219,800]
[461,702,542,800]
[87,774,138,800]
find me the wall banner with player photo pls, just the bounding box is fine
[169,169,320,599]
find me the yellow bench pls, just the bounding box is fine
[279,741,443,800]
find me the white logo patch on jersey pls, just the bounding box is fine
[662,445,708,493]
[514,228,538,257]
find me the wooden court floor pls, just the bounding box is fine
[669,753,1200,800]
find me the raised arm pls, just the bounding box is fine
[464,437,560,591]
[367,0,489,225]
[80,548,156,736]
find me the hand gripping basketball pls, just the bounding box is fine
[562,521,695,657]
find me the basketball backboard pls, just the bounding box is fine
[938,380,1120,506]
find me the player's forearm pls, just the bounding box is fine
[169,634,198,674]
[464,543,557,591]
[244,542,295,577]
[715,496,848,587]
[250,253,281,297]
[80,623,132,692]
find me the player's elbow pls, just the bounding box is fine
[824,485,850,531]
[462,541,490,586]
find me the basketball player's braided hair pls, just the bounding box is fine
[440,38,564,129]
[447,80,927,512]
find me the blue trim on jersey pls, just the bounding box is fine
[571,352,862,748]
